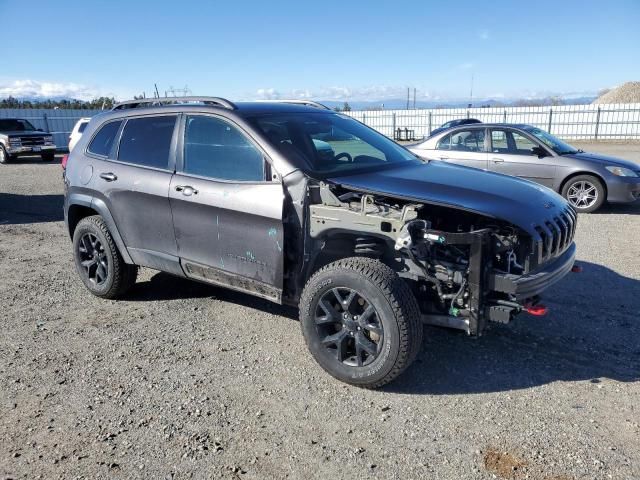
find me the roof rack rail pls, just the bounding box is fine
[112,96,237,111]
[257,99,332,110]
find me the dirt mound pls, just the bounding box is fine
[593,81,640,104]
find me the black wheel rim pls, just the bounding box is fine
[78,233,108,286]
[314,287,384,367]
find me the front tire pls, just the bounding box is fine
[72,215,138,299]
[0,145,11,164]
[561,174,605,213]
[299,257,422,388]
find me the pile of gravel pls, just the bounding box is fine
[593,81,640,104]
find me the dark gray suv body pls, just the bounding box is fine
[64,97,579,388]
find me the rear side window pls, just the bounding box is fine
[183,115,264,181]
[118,115,177,169]
[87,120,122,157]
[436,134,451,150]
[78,121,88,134]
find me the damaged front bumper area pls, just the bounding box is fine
[307,183,577,337]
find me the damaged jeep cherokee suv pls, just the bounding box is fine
[63,97,577,388]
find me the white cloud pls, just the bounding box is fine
[478,29,489,40]
[250,85,439,102]
[0,79,101,100]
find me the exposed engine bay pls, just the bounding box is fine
[305,182,577,335]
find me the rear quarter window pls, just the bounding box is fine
[78,121,89,134]
[87,120,122,157]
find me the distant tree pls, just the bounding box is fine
[0,96,116,110]
[342,102,352,112]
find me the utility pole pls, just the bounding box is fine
[413,88,416,109]
[154,83,160,99]
[469,74,474,107]
[406,87,410,110]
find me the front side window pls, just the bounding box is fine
[449,129,485,152]
[118,115,177,169]
[87,120,122,157]
[491,129,541,156]
[523,126,578,155]
[249,112,417,176]
[490,130,510,153]
[183,115,264,181]
[512,132,537,154]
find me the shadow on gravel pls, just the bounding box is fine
[127,272,298,319]
[0,192,64,224]
[592,201,640,216]
[387,260,640,394]
[3,154,63,165]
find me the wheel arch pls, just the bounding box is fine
[558,171,608,198]
[66,193,134,264]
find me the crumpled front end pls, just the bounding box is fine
[307,182,578,335]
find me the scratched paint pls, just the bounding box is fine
[216,215,220,240]
[276,240,282,252]
[246,250,256,261]
[268,227,277,237]
[220,256,225,268]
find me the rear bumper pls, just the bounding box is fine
[488,243,576,300]
[607,176,640,203]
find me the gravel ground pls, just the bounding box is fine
[1,148,639,480]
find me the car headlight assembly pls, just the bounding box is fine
[606,166,638,177]
[44,135,54,144]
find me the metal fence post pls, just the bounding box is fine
[392,112,396,139]
[43,113,50,133]
[547,108,553,133]
[594,106,601,140]
[428,111,432,135]
[503,109,507,123]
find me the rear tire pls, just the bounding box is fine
[41,151,55,162]
[299,257,422,388]
[72,215,138,299]
[0,145,11,164]
[561,174,605,213]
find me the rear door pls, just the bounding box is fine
[487,128,556,187]
[433,128,488,170]
[169,114,284,301]
[87,115,181,273]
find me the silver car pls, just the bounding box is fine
[409,124,640,212]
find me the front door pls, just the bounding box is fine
[487,128,557,188]
[433,128,488,170]
[169,114,284,301]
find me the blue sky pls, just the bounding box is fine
[1,0,639,102]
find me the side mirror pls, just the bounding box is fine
[531,146,547,158]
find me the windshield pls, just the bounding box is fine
[523,126,579,155]
[248,112,418,176]
[0,119,36,132]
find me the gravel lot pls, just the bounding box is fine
[1,146,639,480]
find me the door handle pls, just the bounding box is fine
[491,158,504,164]
[99,172,117,182]
[439,156,449,160]
[175,185,198,196]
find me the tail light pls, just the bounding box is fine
[61,154,69,169]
